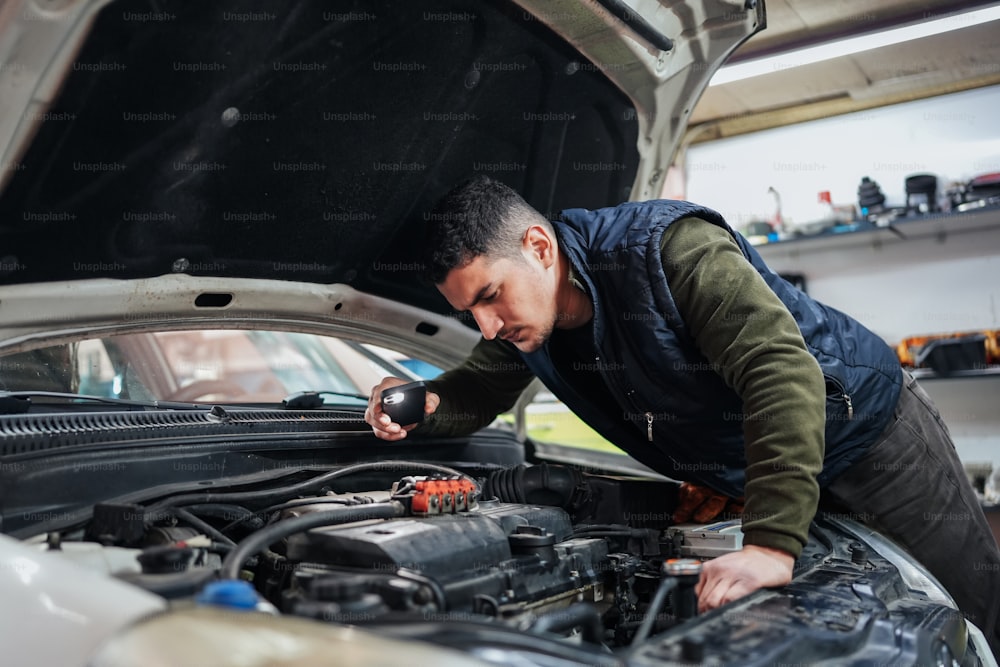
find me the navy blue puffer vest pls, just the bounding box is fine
[520,200,902,497]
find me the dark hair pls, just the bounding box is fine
[423,175,549,284]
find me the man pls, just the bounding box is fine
[365,175,1000,654]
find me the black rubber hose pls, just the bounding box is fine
[631,577,678,645]
[219,502,406,579]
[393,568,448,611]
[219,497,358,534]
[530,603,606,645]
[182,503,263,529]
[147,460,476,513]
[169,507,236,547]
[484,463,584,508]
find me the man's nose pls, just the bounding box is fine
[472,308,503,340]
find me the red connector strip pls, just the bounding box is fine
[410,478,477,515]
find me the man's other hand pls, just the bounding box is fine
[695,545,794,613]
[673,482,745,523]
[365,377,440,441]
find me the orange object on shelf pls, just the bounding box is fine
[896,329,999,368]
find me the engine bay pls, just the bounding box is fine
[30,462,715,653]
[9,458,985,666]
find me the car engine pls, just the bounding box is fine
[280,493,613,626]
[61,461,699,655]
[16,459,986,666]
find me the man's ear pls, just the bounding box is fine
[523,224,557,269]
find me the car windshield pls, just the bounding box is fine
[0,330,430,405]
[0,328,627,459]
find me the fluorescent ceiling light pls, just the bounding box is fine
[709,3,1000,86]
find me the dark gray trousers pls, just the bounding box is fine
[826,370,1000,659]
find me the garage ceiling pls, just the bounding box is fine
[689,0,1000,141]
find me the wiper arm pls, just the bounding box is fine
[0,390,212,414]
[281,390,368,409]
[0,390,370,414]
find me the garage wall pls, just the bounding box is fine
[684,86,1000,470]
[685,84,1000,230]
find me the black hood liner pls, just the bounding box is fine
[0,0,638,317]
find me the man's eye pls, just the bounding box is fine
[484,291,498,302]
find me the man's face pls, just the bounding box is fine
[437,230,558,353]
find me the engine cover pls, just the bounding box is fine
[288,513,511,578]
[283,500,610,615]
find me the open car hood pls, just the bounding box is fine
[0,0,762,331]
[3,8,998,665]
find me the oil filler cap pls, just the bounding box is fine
[509,525,557,564]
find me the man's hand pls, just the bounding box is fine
[673,482,745,523]
[695,545,794,613]
[365,377,440,441]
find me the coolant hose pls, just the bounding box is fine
[219,502,406,579]
[631,577,678,645]
[530,603,606,645]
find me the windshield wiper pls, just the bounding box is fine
[0,389,371,415]
[0,390,214,415]
[281,390,369,409]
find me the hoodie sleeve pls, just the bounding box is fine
[414,337,535,437]
[661,217,827,557]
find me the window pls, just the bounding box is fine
[0,330,424,405]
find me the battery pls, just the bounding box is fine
[667,519,744,558]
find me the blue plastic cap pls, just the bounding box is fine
[195,580,260,610]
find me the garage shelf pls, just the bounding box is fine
[754,204,1000,257]
[910,366,1000,381]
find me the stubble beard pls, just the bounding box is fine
[514,316,556,353]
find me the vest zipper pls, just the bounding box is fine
[824,374,854,420]
[596,355,651,439]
